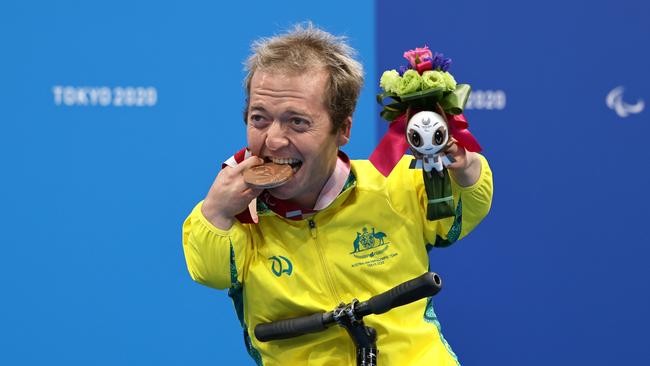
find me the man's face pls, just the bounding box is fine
[246,69,350,209]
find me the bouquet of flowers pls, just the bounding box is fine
[377,46,471,121]
[372,46,482,220]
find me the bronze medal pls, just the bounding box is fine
[243,163,293,189]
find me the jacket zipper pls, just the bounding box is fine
[308,219,342,302]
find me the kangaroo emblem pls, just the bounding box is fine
[352,233,362,253]
[351,226,389,254]
[371,228,387,246]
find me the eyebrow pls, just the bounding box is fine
[250,104,312,119]
[283,108,311,117]
[249,105,268,113]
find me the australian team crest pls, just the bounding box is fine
[350,226,390,259]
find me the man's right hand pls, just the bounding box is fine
[201,156,264,230]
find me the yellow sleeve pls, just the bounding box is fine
[182,201,251,289]
[451,154,493,239]
[420,154,493,246]
[385,153,492,247]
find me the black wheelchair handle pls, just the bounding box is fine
[254,272,442,342]
[362,272,442,315]
[254,312,332,342]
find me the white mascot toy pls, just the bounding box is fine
[406,110,454,174]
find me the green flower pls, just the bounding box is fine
[421,70,446,91]
[398,69,422,95]
[442,71,457,91]
[379,70,401,94]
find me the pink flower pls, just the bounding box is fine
[403,46,432,69]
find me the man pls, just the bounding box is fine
[183,24,493,365]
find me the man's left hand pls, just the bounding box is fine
[445,139,481,187]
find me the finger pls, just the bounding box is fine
[232,155,264,174]
[242,186,264,199]
[445,141,459,155]
[450,141,468,156]
[446,151,467,169]
[248,199,259,224]
[446,160,464,170]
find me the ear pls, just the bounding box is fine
[337,117,352,147]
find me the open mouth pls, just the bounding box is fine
[265,157,303,173]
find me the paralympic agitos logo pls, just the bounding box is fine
[607,86,644,118]
[268,256,293,277]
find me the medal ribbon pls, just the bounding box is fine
[223,148,350,224]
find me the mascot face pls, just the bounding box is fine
[406,111,448,155]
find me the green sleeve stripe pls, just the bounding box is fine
[226,241,265,366]
[423,297,461,365]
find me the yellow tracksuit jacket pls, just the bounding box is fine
[183,155,493,365]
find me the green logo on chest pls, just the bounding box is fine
[268,256,293,277]
[350,227,390,259]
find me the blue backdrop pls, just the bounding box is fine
[1,0,649,365]
[376,1,650,365]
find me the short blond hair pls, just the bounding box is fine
[244,23,364,132]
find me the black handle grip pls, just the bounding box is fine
[255,312,330,342]
[366,272,442,315]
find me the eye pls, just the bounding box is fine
[289,118,310,131]
[408,129,422,147]
[291,118,307,126]
[249,114,269,128]
[433,127,446,145]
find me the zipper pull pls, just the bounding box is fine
[308,219,317,238]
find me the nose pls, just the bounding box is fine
[265,121,290,151]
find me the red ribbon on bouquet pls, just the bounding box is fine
[369,113,482,177]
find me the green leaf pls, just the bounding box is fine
[376,92,401,106]
[380,109,403,122]
[399,87,445,102]
[441,84,471,115]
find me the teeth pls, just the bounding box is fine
[270,157,301,165]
